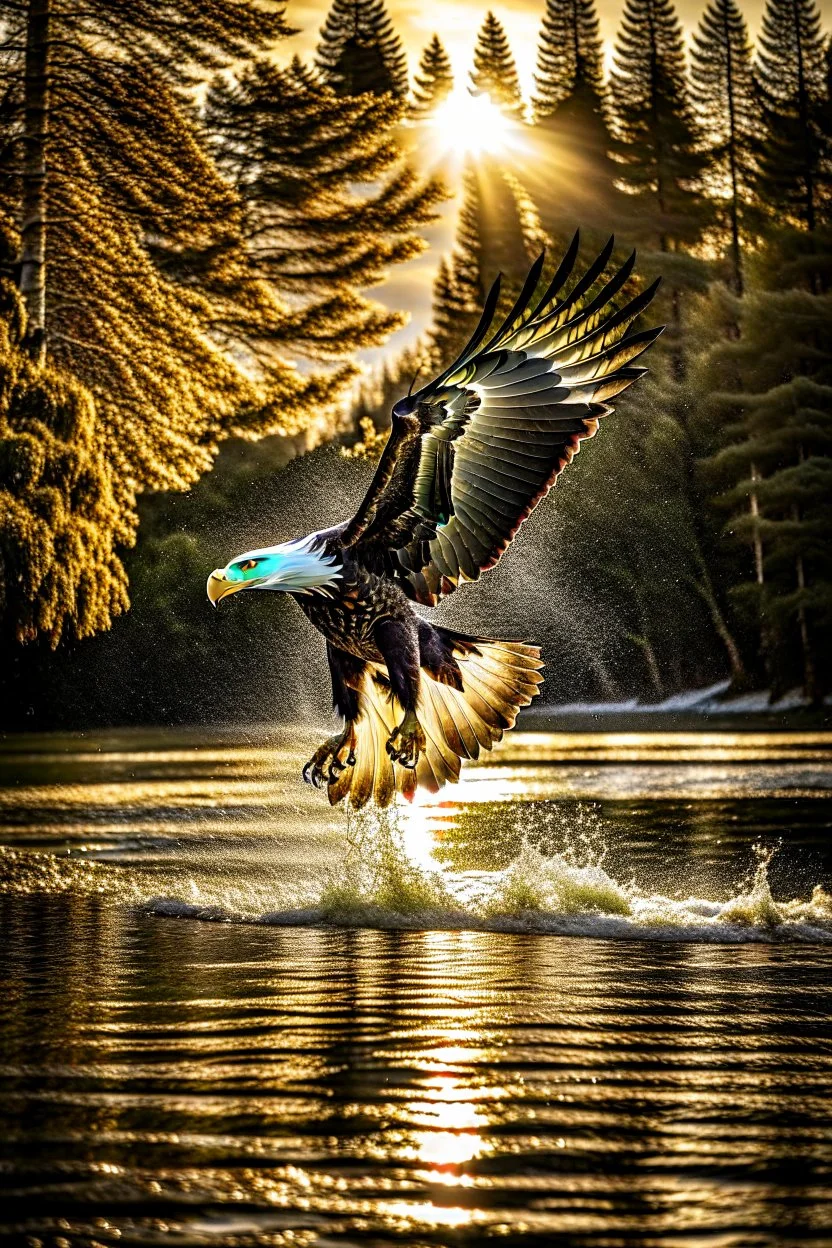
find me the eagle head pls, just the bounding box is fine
[206,533,342,607]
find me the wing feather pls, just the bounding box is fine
[343,242,662,604]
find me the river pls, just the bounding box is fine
[1,726,830,1245]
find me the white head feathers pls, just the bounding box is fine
[230,533,343,596]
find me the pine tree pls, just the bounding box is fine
[690,0,758,293]
[316,0,408,98]
[611,0,711,374]
[611,0,708,257]
[8,0,290,364]
[0,0,306,644]
[528,0,618,241]
[610,0,748,687]
[694,2,832,704]
[0,227,129,646]
[429,161,544,370]
[1,49,299,495]
[469,12,525,121]
[205,58,444,365]
[754,0,829,234]
[697,234,832,704]
[533,0,605,118]
[411,35,454,118]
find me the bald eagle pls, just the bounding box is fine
[207,239,662,808]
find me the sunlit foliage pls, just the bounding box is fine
[0,230,128,646]
[205,58,444,369]
[469,12,525,122]
[0,0,311,644]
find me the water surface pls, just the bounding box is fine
[1,726,831,1245]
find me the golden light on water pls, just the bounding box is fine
[426,88,522,160]
[409,1081,486,1170]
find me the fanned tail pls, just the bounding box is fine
[327,634,544,809]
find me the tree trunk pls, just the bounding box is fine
[722,0,743,295]
[19,0,51,364]
[748,460,777,688]
[792,537,817,705]
[790,0,814,234]
[790,445,818,705]
[749,462,764,584]
[692,561,750,690]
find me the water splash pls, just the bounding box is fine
[141,807,832,944]
[3,807,830,944]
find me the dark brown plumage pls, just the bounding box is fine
[208,237,662,807]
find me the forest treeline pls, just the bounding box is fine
[0,0,830,728]
[357,0,832,709]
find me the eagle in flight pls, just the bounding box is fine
[207,238,661,808]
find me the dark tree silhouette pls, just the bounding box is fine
[697,231,832,704]
[411,34,454,118]
[529,0,618,240]
[611,0,708,257]
[690,0,757,294]
[316,0,408,97]
[695,0,832,704]
[753,0,829,235]
[533,0,605,117]
[611,0,711,378]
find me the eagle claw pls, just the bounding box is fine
[386,713,426,770]
[302,725,357,789]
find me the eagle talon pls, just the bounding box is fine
[303,725,357,790]
[386,713,426,770]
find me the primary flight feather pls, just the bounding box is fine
[207,236,663,808]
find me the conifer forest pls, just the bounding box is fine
[1,0,831,726]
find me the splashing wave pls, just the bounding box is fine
[144,814,832,945]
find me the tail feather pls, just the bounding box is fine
[328,634,544,809]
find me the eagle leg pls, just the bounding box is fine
[375,618,425,770]
[302,644,363,788]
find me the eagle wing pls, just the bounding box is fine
[342,236,662,606]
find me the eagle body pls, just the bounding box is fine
[207,238,662,808]
[292,535,413,663]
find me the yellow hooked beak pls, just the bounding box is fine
[207,569,246,608]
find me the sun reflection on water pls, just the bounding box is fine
[407,1074,489,1172]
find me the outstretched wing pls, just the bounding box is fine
[342,235,663,606]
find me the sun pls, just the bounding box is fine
[426,89,521,161]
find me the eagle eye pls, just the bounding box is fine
[239,559,258,572]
